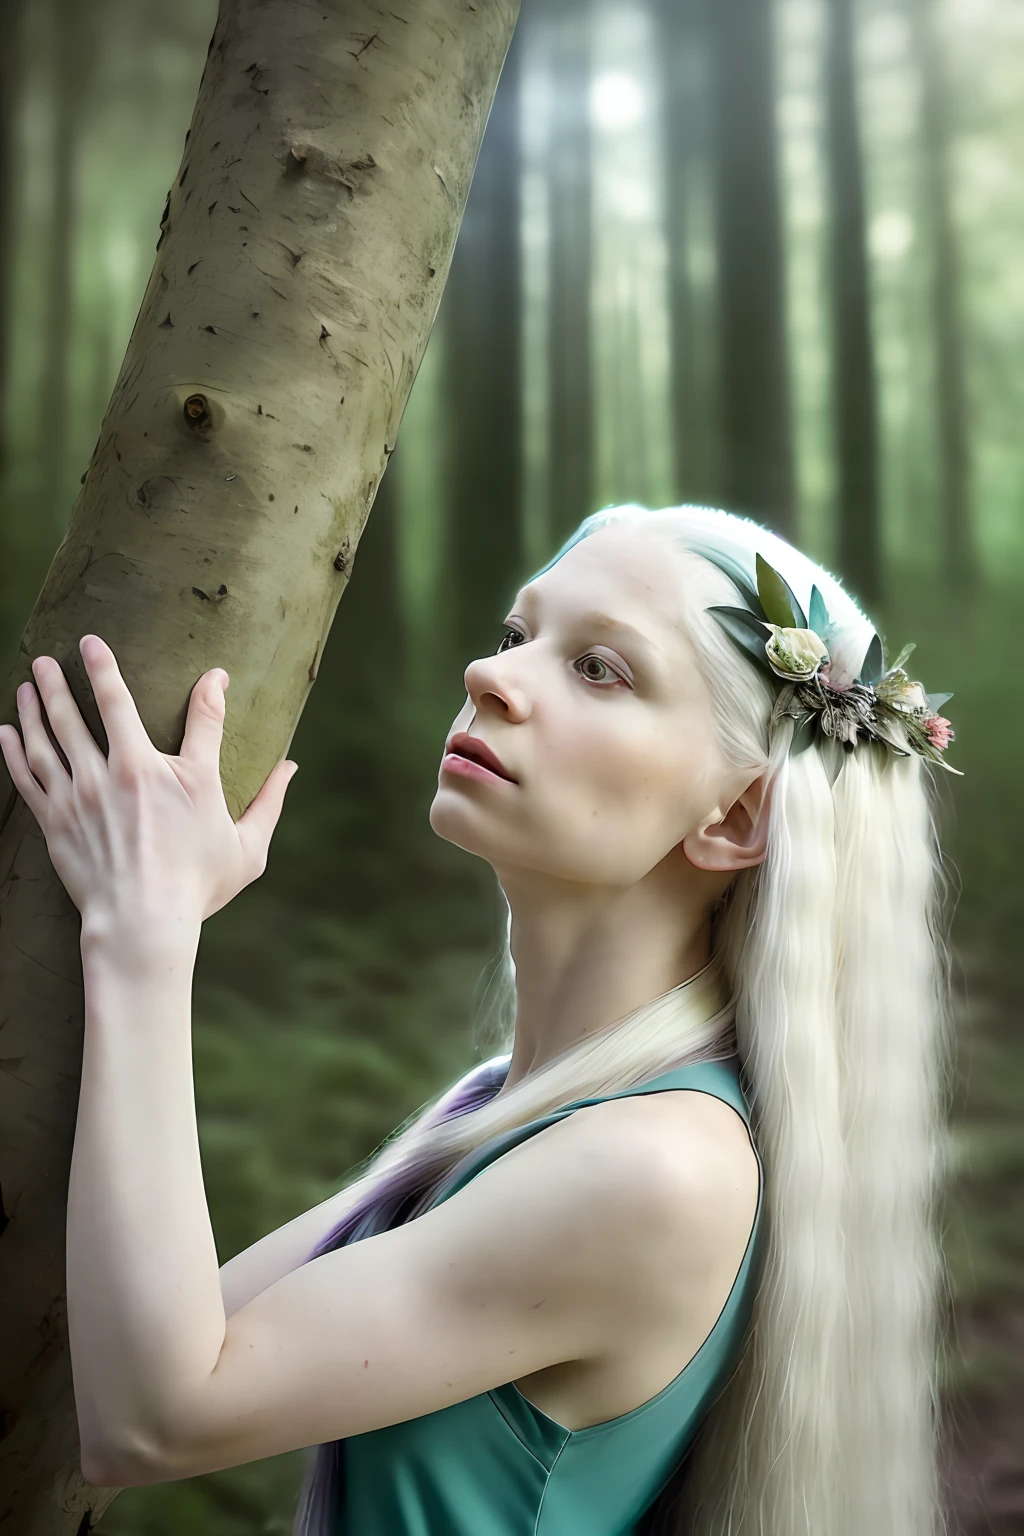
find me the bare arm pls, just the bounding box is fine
[217,1070,490,1317]
[92,1098,713,1488]
[218,1182,364,1320]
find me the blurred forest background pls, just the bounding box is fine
[0,0,1021,1531]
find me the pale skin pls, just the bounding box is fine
[0,525,765,1488]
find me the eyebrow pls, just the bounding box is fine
[510,587,666,672]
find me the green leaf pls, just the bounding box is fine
[858,632,884,685]
[808,584,830,636]
[926,691,953,712]
[755,552,807,630]
[708,604,772,640]
[888,641,916,675]
[695,548,768,621]
[706,606,775,675]
[731,574,768,622]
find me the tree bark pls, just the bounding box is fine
[0,1,519,1529]
[909,0,975,588]
[824,0,882,606]
[705,0,796,535]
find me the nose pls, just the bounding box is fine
[463,648,529,719]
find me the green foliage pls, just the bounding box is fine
[807,584,830,637]
[754,551,807,630]
[704,604,774,671]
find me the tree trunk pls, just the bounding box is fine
[824,0,881,605]
[0,1,519,1529]
[38,0,98,539]
[547,2,594,543]
[440,17,525,672]
[908,0,975,589]
[656,0,720,507]
[705,0,796,534]
[0,0,28,491]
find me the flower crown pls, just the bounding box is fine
[701,550,961,776]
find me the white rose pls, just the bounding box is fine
[764,625,830,683]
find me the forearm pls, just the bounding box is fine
[69,926,225,1472]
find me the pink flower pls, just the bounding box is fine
[819,661,846,692]
[924,715,954,750]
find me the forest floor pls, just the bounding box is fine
[944,1303,1024,1534]
[940,938,1024,1535]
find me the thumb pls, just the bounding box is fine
[236,760,299,870]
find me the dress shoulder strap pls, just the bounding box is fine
[429,1056,755,1210]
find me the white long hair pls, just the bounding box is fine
[295,503,957,1536]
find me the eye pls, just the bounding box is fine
[574,655,622,686]
[496,626,524,654]
[496,625,626,687]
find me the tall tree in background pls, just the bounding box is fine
[0,0,27,491]
[824,0,882,605]
[705,0,796,535]
[0,0,519,1527]
[441,19,525,670]
[657,0,720,506]
[39,0,99,537]
[547,1,594,543]
[909,0,976,588]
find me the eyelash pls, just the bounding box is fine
[495,625,627,687]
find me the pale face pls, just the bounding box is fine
[429,525,748,890]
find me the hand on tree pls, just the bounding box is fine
[0,635,298,942]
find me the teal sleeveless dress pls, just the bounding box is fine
[335,1056,765,1535]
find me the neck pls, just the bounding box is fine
[493,863,723,1098]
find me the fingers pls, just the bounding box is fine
[30,654,109,783]
[14,679,69,794]
[7,640,231,793]
[0,691,51,817]
[178,668,229,767]
[235,759,298,872]
[79,635,155,768]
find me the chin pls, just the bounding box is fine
[428,792,508,861]
[429,789,478,839]
[427,796,574,883]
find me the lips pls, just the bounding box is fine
[445,732,518,783]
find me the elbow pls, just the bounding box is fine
[80,1447,125,1488]
[80,1432,164,1489]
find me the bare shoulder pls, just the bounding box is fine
[437,1079,759,1310]
[550,1084,761,1270]
[556,1080,758,1180]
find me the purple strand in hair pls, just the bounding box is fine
[305,1055,508,1260]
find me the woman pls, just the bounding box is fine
[0,503,959,1536]
[293,504,959,1536]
